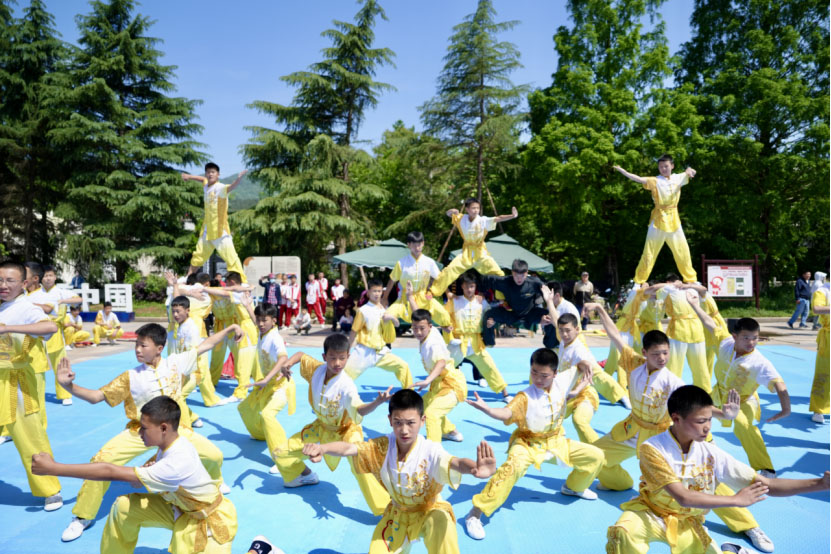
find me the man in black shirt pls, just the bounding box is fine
[480,259,556,347]
[787,270,812,329]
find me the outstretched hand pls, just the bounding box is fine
[510,206,518,218]
[375,386,393,404]
[721,389,741,420]
[57,357,75,388]
[466,391,490,413]
[164,270,177,287]
[733,481,768,507]
[540,284,553,303]
[471,441,497,479]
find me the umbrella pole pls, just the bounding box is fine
[358,266,368,290]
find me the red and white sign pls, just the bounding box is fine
[707,265,753,298]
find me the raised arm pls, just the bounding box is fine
[466,391,512,422]
[227,169,248,192]
[181,172,207,184]
[195,324,243,356]
[381,278,396,307]
[583,302,627,353]
[541,285,560,326]
[57,357,106,404]
[32,453,141,486]
[357,386,393,416]
[612,165,648,185]
[493,206,519,224]
[445,208,460,218]
[686,291,717,333]
[405,282,419,314]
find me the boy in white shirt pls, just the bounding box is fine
[63,305,91,346]
[305,274,324,325]
[93,301,123,345]
[614,154,697,284]
[293,309,312,334]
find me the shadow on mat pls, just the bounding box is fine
[0,480,42,509]
[461,419,512,443]
[200,418,273,466]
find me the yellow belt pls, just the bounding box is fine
[629,412,671,432]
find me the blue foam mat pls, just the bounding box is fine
[0,344,828,553]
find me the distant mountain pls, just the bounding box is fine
[223,172,267,212]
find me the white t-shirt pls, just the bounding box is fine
[135,435,218,496]
[305,281,320,303]
[331,284,345,301]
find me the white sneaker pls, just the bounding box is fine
[465,511,485,540]
[448,338,462,347]
[91,344,98,348]
[64,345,72,351]
[721,543,754,554]
[477,378,487,388]
[745,527,774,553]
[284,471,319,488]
[218,396,241,405]
[61,517,91,542]
[501,394,513,403]
[0,435,11,445]
[757,469,776,479]
[62,398,73,406]
[560,484,597,500]
[811,412,825,423]
[44,493,63,511]
[219,482,231,495]
[269,464,280,474]
[620,396,632,410]
[249,535,280,554]
[442,430,464,442]
[191,418,203,428]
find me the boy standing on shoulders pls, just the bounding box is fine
[302,389,497,554]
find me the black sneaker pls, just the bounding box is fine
[248,535,273,554]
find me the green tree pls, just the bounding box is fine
[677,0,829,281]
[243,0,394,282]
[521,0,696,285]
[0,0,70,262]
[51,0,204,282]
[420,0,526,205]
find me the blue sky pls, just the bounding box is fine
[18,0,694,174]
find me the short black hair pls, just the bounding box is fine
[225,271,242,285]
[185,273,198,286]
[389,388,424,416]
[140,395,181,430]
[546,281,563,295]
[406,231,424,244]
[103,301,112,308]
[530,348,558,370]
[667,385,713,418]
[205,162,219,172]
[195,272,211,285]
[511,259,528,273]
[25,261,43,281]
[460,271,478,285]
[664,273,680,283]
[367,278,384,289]
[255,302,279,319]
[657,154,674,164]
[642,330,670,350]
[0,260,26,280]
[69,305,80,312]
[42,265,56,275]
[136,323,167,347]
[323,332,350,354]
[734,317,760,334]
[171,295,190,310]
[411,308,432,324]
[463,197,481,209]
[557,313,579,328]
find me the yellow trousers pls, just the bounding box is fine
[35,371,48,428]
[450,349,506,394]
[387,297,452,328]
[345,349,413,389]
[594,368,628,404]
[423,391,459,442]
[668,339,710,392]
[209,339,228,386]
[608,509,721,554]
[605,337,632,391]
[232,345,261,399]
[429,252,503,297]
[275,425,390,516]
[73,427,223,520]
[369,507,458,554]
[472,437,603,517]
[47,348,71,401]
[181,353,221,408]
[189,234,247,283]
[810,345,829,414]
[237,385,290,462]
[565,398,599,444]
[101,493,235,554]
[731,400,773,471]
[64,327,91,345]
[93,325,124,344]
[634,224,697,284]
[5,386,61,497]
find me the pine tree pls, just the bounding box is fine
[0,0,70,262]
[243,0,394,282]
[420,0,526,204]
[677,0,829,280]
[521,0,695,285]
[51,0,205,281]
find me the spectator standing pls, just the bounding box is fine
[572,271,594,330]
[329,279,346,330]
[259,273,281,307]
[70,270,84,289]
[788,270,812,329]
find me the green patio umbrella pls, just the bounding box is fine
[449,233,553,273]
[332,238,410,269]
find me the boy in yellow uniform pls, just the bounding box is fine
[22,262,59,428]
[444,272,510,402]
[463,348,604,540]
[204,272,262,402]
[302,389,497,554]
[55,322,237,542]
[688,297,791,478]
[183,163,248,283]
[63,305,91,346]
[637,284,666,338]
[407,290,468,442]
[429,198,518,296]
[656,277,711,392]
[605,385,829,554]
[810,282,829,423]
[604,286,645,391]
[92,301,124,345]
[238,302,296,474]
[614,155,698,284]
[345,278,412,388]
[33,396,237,554]
[273,333,392,516]
[0,260,63,511]
[587,302,773,552]
[383,231,452,328]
